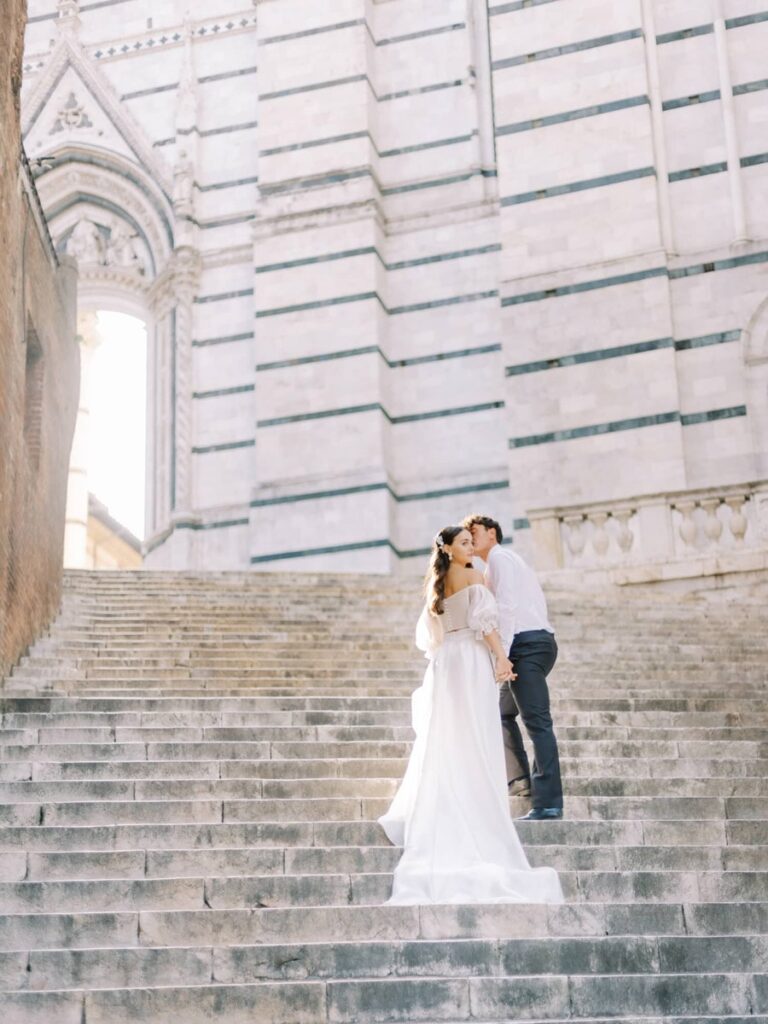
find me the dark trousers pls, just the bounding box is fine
[500,629,563,809]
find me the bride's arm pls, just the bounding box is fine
[483,629,516,683]
[465,574,516,683]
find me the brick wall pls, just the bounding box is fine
[0,0,79,679]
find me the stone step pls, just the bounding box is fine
[4,934,768,993]
[1,816,763,854]
[5,724,768,746]
[0,843,739,882]
[4,841,764,882]
[3,900,768,953]
[2,774,768,803]
[1,791,764,826]
[2,869,768,913]
[5,976,768,1023]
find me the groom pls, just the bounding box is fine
[464,514,564,821]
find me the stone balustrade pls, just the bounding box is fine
[528,481,768,591]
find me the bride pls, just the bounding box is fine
[379,526,563,905]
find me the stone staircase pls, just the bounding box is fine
[1,569,767,1023]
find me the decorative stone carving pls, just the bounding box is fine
[105,218,146,275]
[173,151,194,219]
[50,91,92,134]
[65,218,104,265]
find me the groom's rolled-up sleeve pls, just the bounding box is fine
[488,556,517,654]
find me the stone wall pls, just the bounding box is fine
[20,0,768,576]
[0,0,79,677]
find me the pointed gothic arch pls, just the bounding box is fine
[22,16,200,555]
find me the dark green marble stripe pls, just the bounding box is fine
[197,175,259,192]
[396,480,509,502]
[255,289,497,319]
[191,439,255,454]
[256,346,380,372]
[251,540,390,563]
[504,249,768,306]
[656,24,713,44]
[256,342,500,373]
[680,405,747,426]
[199,65,259,84]
[250,479,509,508]
[258,165,491,199]
[122,82,177,100]
[505,330,740,375]
[669,249,768,279]
[391,401,503,425]
[192,332,254,349]
[733,78,768,96]
[675,329,740,351]
[260,18,463,48]
[254,243,499,275]
[490,0,562,13]
[501,167,655,206]
[260,19,364,45]
[251,483,388,508]
[193,384,255,400]
[502,267,667,306]
[725,12,768,29]
[260,130,369,158]
[662,90,720,111]
[492,29,641,71]
[375,23,465,46]
[506,337,673,376]
[255,247,376,274]
[261,74,367,101]
[194,289,253,305]
[260,169,369,196]
[496,95,648,137]
[255,291,378,319]
[388,290,498,315]
[387,243,501,271]
[377,79,464,102]
[252,525,529,564]
[379,132,476,157]
[388,343,502,368]
[510,412,680,448]
[742,152,768,169]
[258,403,380,428]
[261,130,475,159]
[668,162,727,182]
[257,400,503,429]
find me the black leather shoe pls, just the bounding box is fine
[517,807,563,821]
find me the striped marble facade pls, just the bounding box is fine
[22,0,768,571]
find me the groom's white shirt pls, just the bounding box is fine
[482,545,553,654]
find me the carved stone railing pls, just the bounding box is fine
[528,481,768,587]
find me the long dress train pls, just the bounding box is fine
[378,584,563,905]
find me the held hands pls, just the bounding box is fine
[494,655,516,684]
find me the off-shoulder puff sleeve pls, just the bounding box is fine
[415,604,444,659]
[466,584,499,641]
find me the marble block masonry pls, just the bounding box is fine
[21,0,768,581]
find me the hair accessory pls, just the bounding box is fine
[434,532,446,551]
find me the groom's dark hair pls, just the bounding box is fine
[462,514,503,545]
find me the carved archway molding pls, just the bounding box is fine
[34,145,174,279]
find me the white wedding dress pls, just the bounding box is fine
[379,584,564,905]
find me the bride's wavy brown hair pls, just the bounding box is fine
[425,525,466,616]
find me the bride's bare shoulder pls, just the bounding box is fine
[459,567,485,587]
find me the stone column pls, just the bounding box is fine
[170,247,199,517]
[63,309,101,568]
[713,0,749,244]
